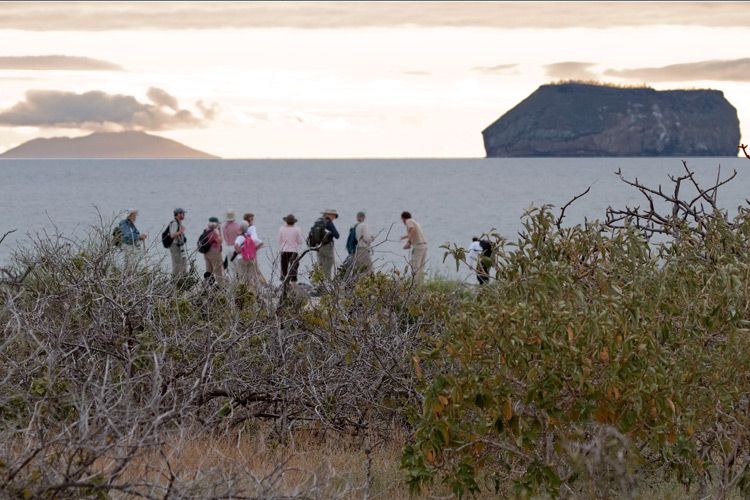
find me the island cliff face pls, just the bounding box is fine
[482,83,740,157]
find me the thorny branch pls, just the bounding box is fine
[0,219,441,498]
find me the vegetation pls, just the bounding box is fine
[1,154,750,499]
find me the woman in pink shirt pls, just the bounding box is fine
[278,214,304,291]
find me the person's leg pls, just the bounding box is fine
[281,252,290,284]
[319,243,334,280]
[289,252,300,291]
[170,245,186,276]
[411,244,427,285]
[209,248,225,286]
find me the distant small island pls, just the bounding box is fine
[0,131,219,159]
[482,82,741,157]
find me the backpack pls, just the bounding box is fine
[241,234,257,261]
[197,228,214,254]
[346,223,360,255]
[112,224,124,247]
[479,239,491,257]
[162,220,176,249]
[307,217,329,248]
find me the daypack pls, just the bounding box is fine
[346,223,360,255]
[197,228,214,254]
[479,239,491,257]
[161,220,176,249]
[112,225,124,247]
[307,217,329,248]
[241,234,257,261]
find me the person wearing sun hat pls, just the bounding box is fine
[318,209,340,280]
[222,209,241,278]
[278,213,304,292]
[117,209,148,269]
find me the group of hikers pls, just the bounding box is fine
[114,207,461,291]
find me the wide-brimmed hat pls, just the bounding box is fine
[283,214,298,224]
[321,209,339,219]
[225,209,236,221]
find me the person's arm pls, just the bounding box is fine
[214,228,223,246]
[327,221,340,239]
[250,226,263,249]
[295,227,304,247]
[403,221,415,249]
[169,220,185,239]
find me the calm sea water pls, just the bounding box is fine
[1,157,747,284]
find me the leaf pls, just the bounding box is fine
[503,396,513,420]
[600,347,609,362]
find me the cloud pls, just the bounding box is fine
[0,55,123,71]
[471,64,519,75]
[0,88,217,131]
[604,58,750,83]
[2,2,748,31]
[403,71,432,76]
[146,87,178,110]
[544,62,600,81]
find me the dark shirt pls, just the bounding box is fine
[325,218,340,240]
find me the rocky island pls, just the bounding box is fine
[482,83,740,157]
[0,131,219,159]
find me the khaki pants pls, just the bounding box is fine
[224,246,237,280]
[410,243,427,285]
[236,257,265,290]
[317,243,335,280]
[170,244,187,277]
[204,247,225,286]
[353,247,373,275]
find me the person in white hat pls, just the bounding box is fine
[222,209,240,278]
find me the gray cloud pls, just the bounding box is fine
[0,55,123,71]
[146,87,179,110]
[0,88,217,131]
[1,2,747,31]
[604,58,750,83]
[472,64,519,75]
[544,62,600,81]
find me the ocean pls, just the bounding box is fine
[1,157,748,284]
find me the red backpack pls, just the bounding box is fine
[241,234,257,261]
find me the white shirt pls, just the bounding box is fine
[468,240,483,261]
[234,226,262,247]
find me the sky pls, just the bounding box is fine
[0,1,749,159]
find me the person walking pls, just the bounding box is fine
[168,208,188,278]
[222,209,241,278]
[351,211,375,275]
[234,218,265,290]
[468,236,491,285]
[317,209,340,280]
[201,216,225,286]
[400,211,427,285]
[119,209,147,246]
[278,214,304,292]
[118,209,147,268]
